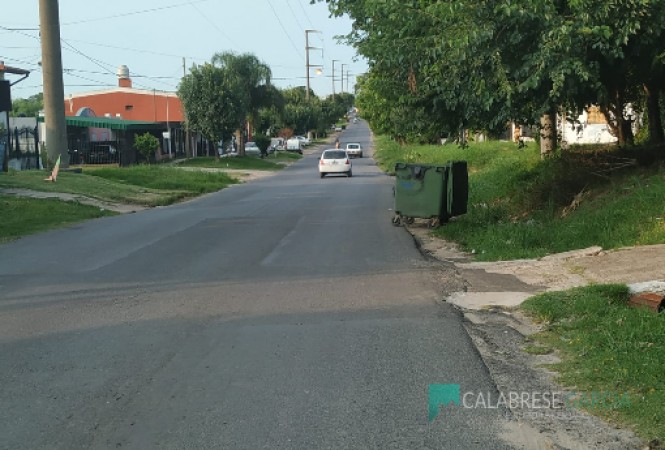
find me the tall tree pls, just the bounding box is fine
[211,52,272,155]
[178,63,246,154]
[320,0,665,149]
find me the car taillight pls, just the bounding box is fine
[320,159,325,165]
[345,159,350,165]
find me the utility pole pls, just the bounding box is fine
[341,64,347,93]
[39,0,68,167]
[305,29,322,100]
[183,57,191,158]
[331,59,339,98]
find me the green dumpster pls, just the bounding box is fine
[392,162,448,227]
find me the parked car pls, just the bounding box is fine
[82,144,118,164]
[244,141,261,156]
[269,137,285,153]
[295,135,310,146]
[319,149,352,178]
[345,143,363,158]
[286,138,303,154]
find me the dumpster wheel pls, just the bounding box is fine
[428,218,440,228]
[391,214,402,226]
[404,216,415,225]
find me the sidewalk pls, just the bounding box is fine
[407,225,665,310]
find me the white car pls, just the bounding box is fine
[286,138,303,154]
[296,135,311,146]
[345,143,363,158]
[319,149,352,178]
[244,141,261,156]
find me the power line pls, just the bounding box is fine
[63,38,208,63]
[187,1,240,49]
[266,0,305,62]
[60,0,211,26]
[286,0,305,32]
[297,0,315,28]
[60,39,116,76]
[60,39,173,90]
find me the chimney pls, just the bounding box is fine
[117,65,132,88]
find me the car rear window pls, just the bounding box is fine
[323,151,347,159]
[346,144,360,149]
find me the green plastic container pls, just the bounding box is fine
[393,163,448,224]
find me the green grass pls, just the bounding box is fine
[0,166,237,206]
[375,136,665,260]
[176,153,300,170]
[522,285,665,441]
[0,195,116,243]
[85,165,236,197]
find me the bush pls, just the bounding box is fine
[134,133,160,163]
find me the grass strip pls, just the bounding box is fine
[522,285,665,441]
[0,195,116,243]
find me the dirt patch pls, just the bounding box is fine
[174,166,279,183]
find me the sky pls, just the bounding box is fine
[1,0,366,100]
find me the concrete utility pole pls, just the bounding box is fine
[331,59,339,98]
[183,57,191,158]
[39,0,68,167]
[341,64,347,93]
[305,29,322,100]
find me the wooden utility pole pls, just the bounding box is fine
[39,0,69,167]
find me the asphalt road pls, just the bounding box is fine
[0,122,520,449]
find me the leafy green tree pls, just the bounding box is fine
[320,0,665,149]
[211,52,273,155]
[11,93,43,117]
[253,133,271,156]
[178,62,246,154]
[134,132,160,163]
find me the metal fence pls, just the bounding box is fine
[7,125,40,170]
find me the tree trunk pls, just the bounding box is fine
[235,129,244,157]
[644,83,665,145]
[539,110,557,158]
[612,87,633,146]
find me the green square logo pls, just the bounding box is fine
[428,384,461,421]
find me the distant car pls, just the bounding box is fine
[319,149,352,178]
[286,138,303,154]
[269,137,285,153]
[295,135,310,146]
[334,125,343,132]
[244,141,261,156]
[345,143,363,158]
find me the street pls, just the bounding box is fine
[0,122,518,449]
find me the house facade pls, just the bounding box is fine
[52,65,188,165]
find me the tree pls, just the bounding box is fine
[134,132,160,163]
[211,52,273,155]
[178,62,246,154]
[11,93,43,117]
[319,0,665,149]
